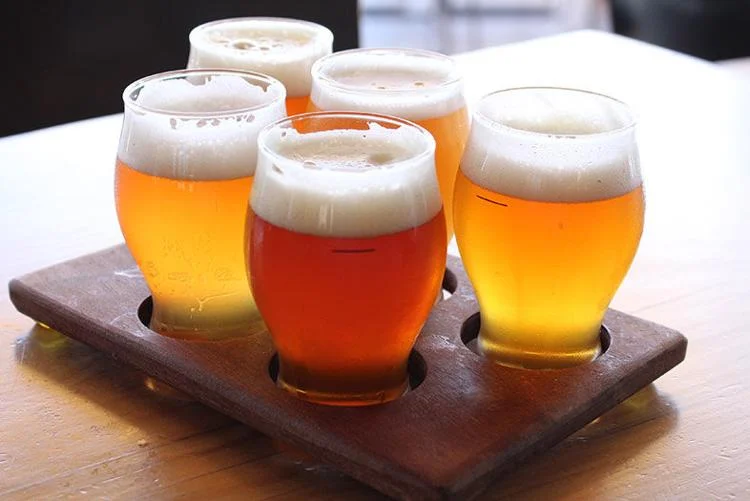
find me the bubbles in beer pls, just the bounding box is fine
[252,123,441,238]
[311,49,464,121]
[484,87,632,136]
[274,126,413,172]
[120,73,286,181]
[137,75,273,113]
[461,88,641,203]
[189,18,333,98]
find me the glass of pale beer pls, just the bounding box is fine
[188,17,333,116]
[453,87,644,369]
[248,112,447,405]
[308,48,469,242]
[115,69,286,340]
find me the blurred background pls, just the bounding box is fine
[361,0,750,60]
[4,0,750,137]
[361,0,611,53]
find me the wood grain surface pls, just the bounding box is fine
[8,246,686,500]
[2,30,749,500]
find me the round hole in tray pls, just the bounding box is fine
[459,312,481,350]
[441,266,458,301]
[138,296,153,328]
[268,349,428,393]
[136,296,263,340]
[459,312,612,366]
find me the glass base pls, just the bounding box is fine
[141,296,266,341]
[478,334,602,370]
[148,315,266,341]
[277,376,408,407]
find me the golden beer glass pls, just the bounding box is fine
[308,48,469,241]
[248,112,447,405]
[187,17,333,116]
[115,69,286,340]
[453,87,644,369]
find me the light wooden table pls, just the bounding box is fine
[2,30,749,500]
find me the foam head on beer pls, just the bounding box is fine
[252,120,441,238]
[119,70,286,180]
[310,48,465,121]
[461,87,641,203]
[188,18,333,98]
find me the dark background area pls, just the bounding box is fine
[611,0,750,62]
[2,1,359,137]
[4,0,750,138]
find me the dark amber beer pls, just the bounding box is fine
[248,112,446,405]
[188,17,333,116]
[453,87,644,368]
[308,48,469,241]
[115,69,286,340]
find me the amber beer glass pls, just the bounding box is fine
[115,69,286,340]
[453,87,644,369]
[248,112,447,405]
[188,17,333,116]
[308,48,469,241]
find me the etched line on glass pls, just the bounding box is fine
[476,195,508,207]
[331,248,376,254]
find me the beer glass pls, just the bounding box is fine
[248,112,447,405]
[453,87,644,369]
[308,48,469,242]
[188,17,333,116]
[115,69,286,340]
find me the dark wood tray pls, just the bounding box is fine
[8,244,687,500]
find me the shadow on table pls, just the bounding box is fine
[13,324,677,499]
[13,323,236,435]
[12,324,383,499]
[484,383,679,499]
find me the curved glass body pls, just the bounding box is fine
[115,69,286,340]
[248,112,447,405]
[453,87,644,368]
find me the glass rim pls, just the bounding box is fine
[188,16,334,46]
[122,68,286,117]
[311,47,463,95]
[474,86,637,140]
[257,110,436,169]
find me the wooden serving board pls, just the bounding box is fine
[8,245,687,500]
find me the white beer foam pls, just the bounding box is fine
[188,18,333,98]
[119,74,286,180]
[461,88,641,203]
[251,123,441,238]
[310,50,465,121]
